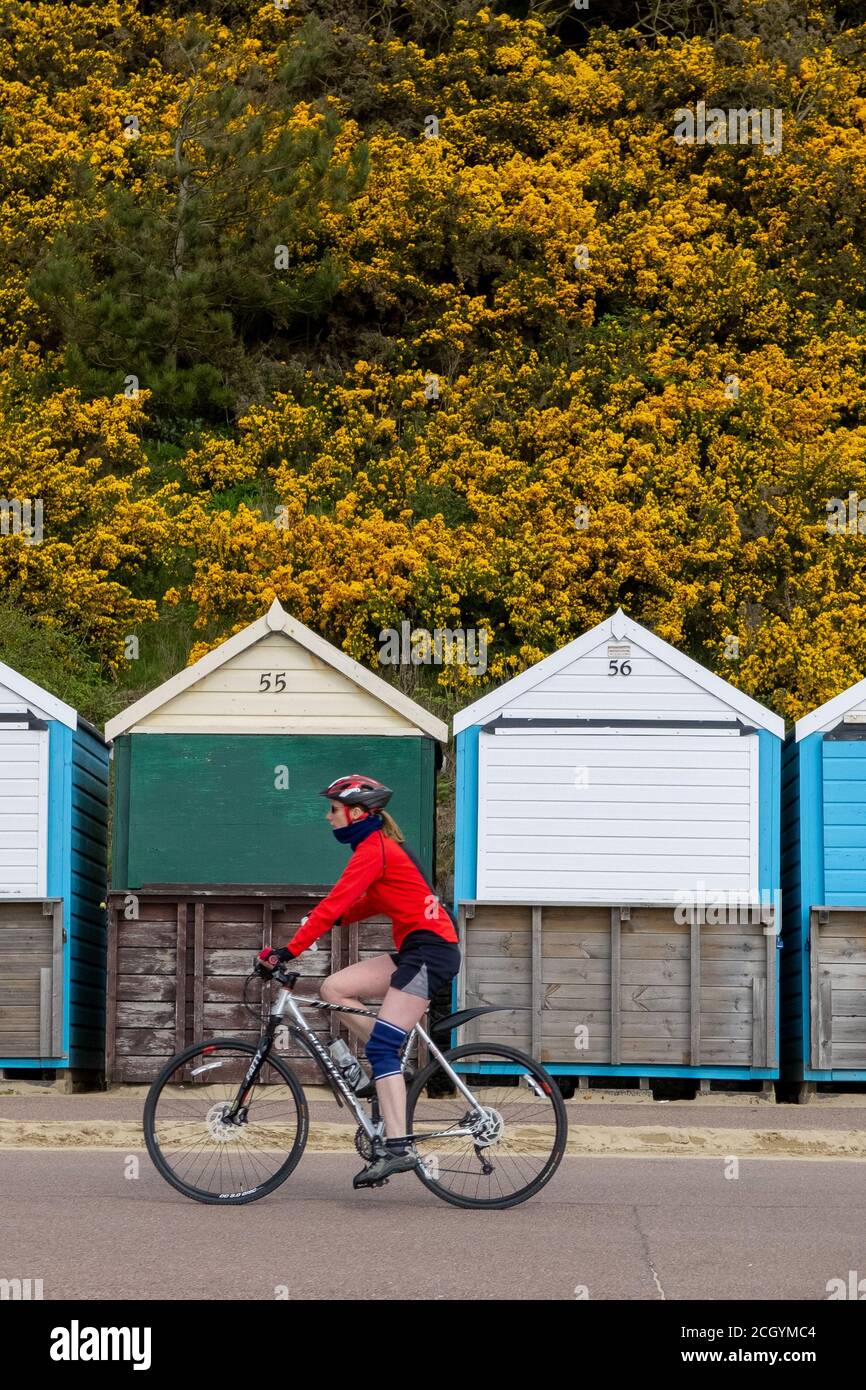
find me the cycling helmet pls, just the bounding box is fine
[320,773,393,811]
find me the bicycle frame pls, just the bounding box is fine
[223,970,490,1147]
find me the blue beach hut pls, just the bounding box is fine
[783,682,866,1086]
[0,661,109,1078]
[451,610,786,1086]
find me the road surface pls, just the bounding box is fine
[3,1150,865,1301]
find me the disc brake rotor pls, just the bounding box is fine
[465,1106,505,1148]
[205,1102,245,1144]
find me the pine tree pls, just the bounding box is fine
[28,23,369,427]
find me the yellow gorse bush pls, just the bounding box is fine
[0,2,864,719]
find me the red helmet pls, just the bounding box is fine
[320,774,393,811]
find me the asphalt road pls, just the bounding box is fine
[3,1150,865,1301]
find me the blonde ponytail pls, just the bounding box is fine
[379,809,405,842]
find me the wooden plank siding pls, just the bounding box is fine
[105,888,401,1084]
[822,741,866,902]
[458,902,778,1072]
[808,907,866,1070]
[0,727,48,896]
[67,720,109,1069]
[502,650,739,722]
[785,724,866,1080]
[0,900,63,1056]
[119,631,422,736]
[779,733,804,1077]
[814,743,866,1070]
[476,728,759,903]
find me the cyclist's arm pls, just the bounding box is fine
[336,891,376,926]
[284,838,386,955]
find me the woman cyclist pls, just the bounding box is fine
[259,774,461,1188]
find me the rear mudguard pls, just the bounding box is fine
[431,1006,509,1038]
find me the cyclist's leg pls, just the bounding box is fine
[321,954,396,1045]
[371,937,461,1141]
[373,987,431,1139]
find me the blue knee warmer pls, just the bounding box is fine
[365,1019,408,1080]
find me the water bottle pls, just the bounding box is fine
[329,1038,363,1090]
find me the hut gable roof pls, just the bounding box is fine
[453,609,785,738]
[104,600,447,741]
[0,659,77,728]
[794,676,866,742]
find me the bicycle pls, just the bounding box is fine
[143,958,568,1209]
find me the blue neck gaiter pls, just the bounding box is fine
[333,812,383,849]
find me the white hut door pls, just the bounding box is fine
[477,727,760,903]
[0,726,49,896]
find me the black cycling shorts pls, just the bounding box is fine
[389,930,461,1000]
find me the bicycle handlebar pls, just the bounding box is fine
[253,957,300,988]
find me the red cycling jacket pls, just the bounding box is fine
[286,831,458,956]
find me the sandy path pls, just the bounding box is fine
[3,1117,866,1159]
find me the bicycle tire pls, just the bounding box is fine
[143,1037,309,1205]
[405,1042,568,1210]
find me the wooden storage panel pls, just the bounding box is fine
[809,907,866,1070]
[0,900,64,1058]
[457,905,533,1051]
[106,888,391,1084]
[458,901,778,1071]
[542,905,612,1063]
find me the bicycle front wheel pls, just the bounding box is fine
[405,1043,568,1210]
[143,1038,309,1205]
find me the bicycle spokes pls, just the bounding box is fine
[406,1047,567,1208]
[145,1043,307,1202]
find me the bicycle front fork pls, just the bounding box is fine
[224,1016,281,1120]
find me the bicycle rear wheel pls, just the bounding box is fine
[405,1043,567,1209]
[143,1038,309,1205]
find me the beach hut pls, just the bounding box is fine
[0,661,108,1079]
[103,600,447,1082]
[452,609,785,1085]
[783,682,866,1088]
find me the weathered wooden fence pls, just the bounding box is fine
[456,902,778,1071]
[809,907,866,1071]
[0,900,64,1059]
[105,888,399,1084]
